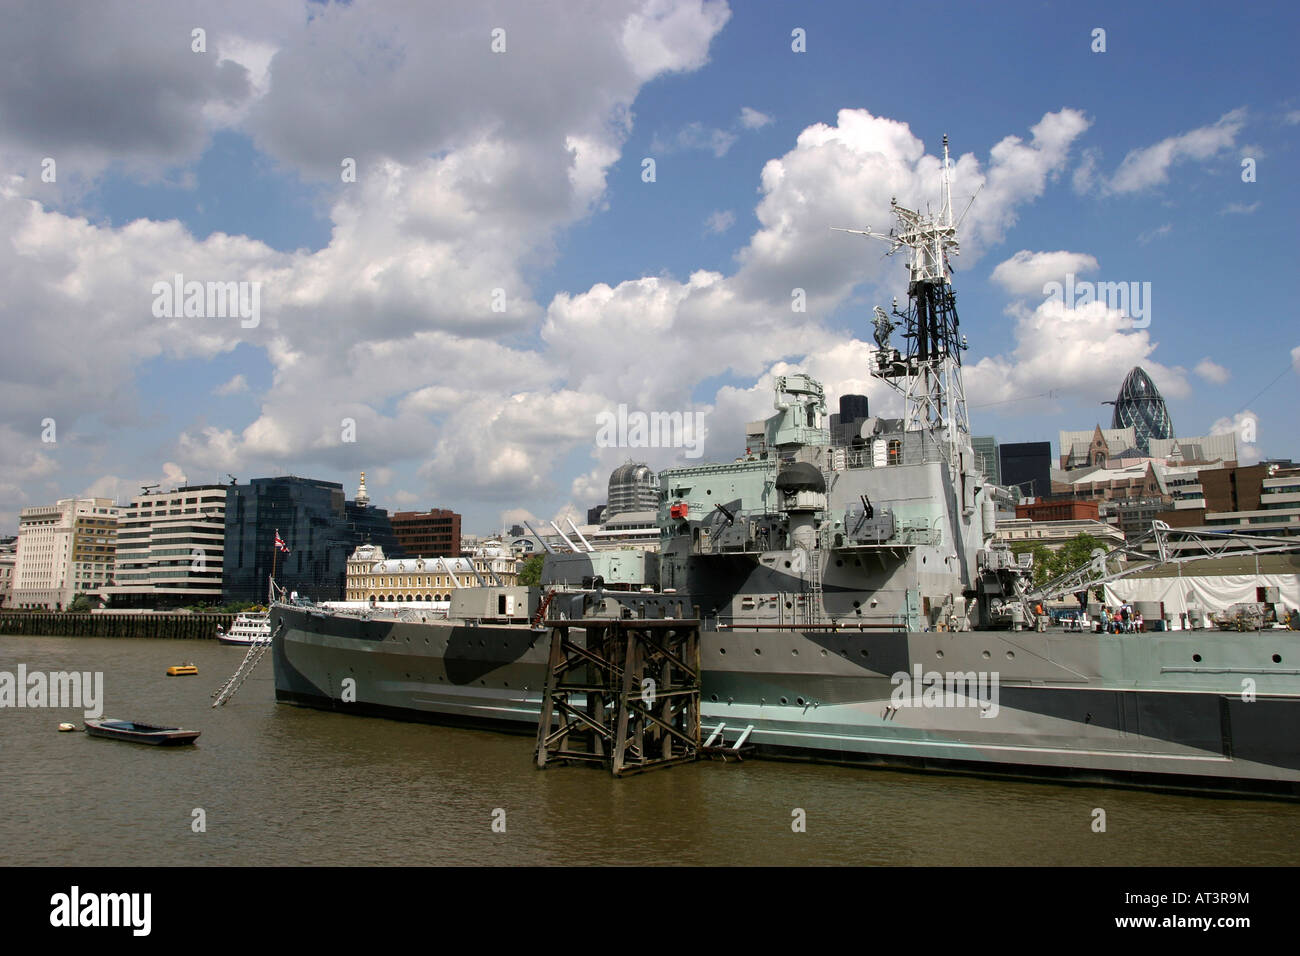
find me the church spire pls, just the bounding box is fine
[356,471,369,508]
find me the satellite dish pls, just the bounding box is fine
[859,417,881,439]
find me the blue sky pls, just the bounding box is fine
[1,0,1297,534]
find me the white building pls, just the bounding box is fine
[346,543,520,604]
[13,498,119,610]
[994,517,1125,551]
[0,539,16,608]
[101,485,228,608]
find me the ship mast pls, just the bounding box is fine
[834,135,971,466]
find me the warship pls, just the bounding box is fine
[271,139,1300,796]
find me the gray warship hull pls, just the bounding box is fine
[273,604,1300,797]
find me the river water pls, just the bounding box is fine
[2,635,1297,867]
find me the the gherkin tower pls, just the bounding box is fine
[1110,367,1174,454]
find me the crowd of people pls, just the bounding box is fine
[1101,603,1143,633]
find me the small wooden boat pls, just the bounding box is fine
[166,663,199,676]
[83,718,200,746]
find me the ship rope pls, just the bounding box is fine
[210,622,281,707]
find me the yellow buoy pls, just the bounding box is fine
[58,722,77,732]
[166,664,199,676]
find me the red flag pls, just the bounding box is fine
[275,531,290,554]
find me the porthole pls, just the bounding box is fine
[1273,654,1282,663]
[791,648,798,656]
[785,602,793,609]
[780,697,788,705]
[796,697,805,706]
[1192,654,1202,663]
[1006,651,1015,660]
[784,560,791,568]
[936,650,944,659]
[719,647,727,654]
[754,647,762,655]
[860,649,869,658]
[711,694,718,702]
[853,600,861,608]
[981,650,990,659]
[820,649,827,656]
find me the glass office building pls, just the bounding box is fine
[1111,367,1174,455]
[222,476,396,603]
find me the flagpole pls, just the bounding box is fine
[271,528,278,604]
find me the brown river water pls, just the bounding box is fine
[2,635,1297,866]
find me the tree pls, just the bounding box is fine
[67,594,93,613]
[1011,533,1112,590]
[518,554,543,587]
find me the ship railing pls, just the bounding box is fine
[715,614,909,632]
[837,432,946,471]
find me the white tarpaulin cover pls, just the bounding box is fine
[1104,573,1300,623]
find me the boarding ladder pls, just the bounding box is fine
[805,551,824,626]
[210,623,281,707]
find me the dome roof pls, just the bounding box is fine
[609,462,655,485]
[775,461,825,493]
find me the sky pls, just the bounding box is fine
[1,0,1298,536]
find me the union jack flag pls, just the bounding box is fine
[274,530,290,554]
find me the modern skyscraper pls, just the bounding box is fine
[606,463,658,517]
[999,441,1052,499]
[1109,367,1174,455]
[971,435,1001,484]
[222,476,393,603]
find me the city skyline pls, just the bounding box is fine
[2,0,1297,534]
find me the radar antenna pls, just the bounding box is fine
[833,134,971,463]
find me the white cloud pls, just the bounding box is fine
[704,209,735,234]
[1220,201,1259,215]
[1137,223,1172,245]
[0,2,1093,531]
[652,121,738,157]
[963,296,1189,413]
[1107,109,1246,193]
[739,106,773,129]
[990,250,1099,297]
[1284,110,1300,125]
[1071,147,1100,194]
[1194,358,1230,385]
[213,373,249,396]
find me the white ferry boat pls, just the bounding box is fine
[217,610,272,646]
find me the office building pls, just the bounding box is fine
[971,435,1001,484]
[607,463,658,517]
[1108,366,1174,455]
[999,441,1052,499]
[222,475,390,603]
[391,505,461,558]
[13,498,119,609]
[102,485,227,609]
